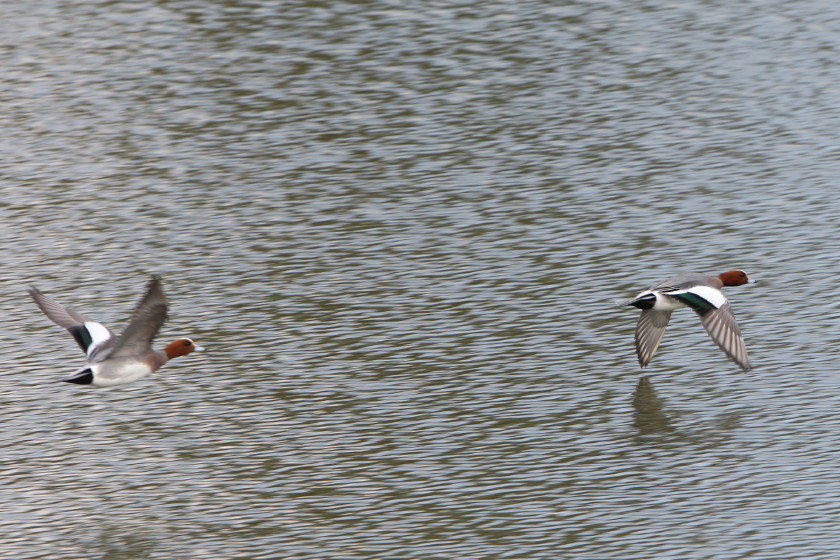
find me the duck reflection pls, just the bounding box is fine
[631,376,675,435]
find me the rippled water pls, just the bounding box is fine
[3,1,840,558]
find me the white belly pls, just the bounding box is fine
[91,362,153,387]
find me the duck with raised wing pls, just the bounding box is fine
[29,276,203,387]
[617,269,755,371]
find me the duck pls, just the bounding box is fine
[617,269,754,371]
[29,275,203,387]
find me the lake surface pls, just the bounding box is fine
[2,1,840,558]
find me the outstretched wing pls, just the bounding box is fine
[109,276,168,358]
[29,286,113,357]
[696,302,751,371]
[635,309,672,367]
[665,285,751,371]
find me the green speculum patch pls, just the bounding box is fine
[671,292,715,314]
[68,325,93,353]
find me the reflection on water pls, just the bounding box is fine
[631,376,675,436]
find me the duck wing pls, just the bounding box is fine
[635,309,672,367]
[696,302,751,371]
[664,286,752,371]
[109,276,168,359]
[29,286,113,358]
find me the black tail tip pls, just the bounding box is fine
[62,370,94,385]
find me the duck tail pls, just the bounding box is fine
[61,368,94,385]
[616,292,657,310]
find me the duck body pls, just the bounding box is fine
[29,276,202,387]
[618,270,754,371]
[64,354,166,387]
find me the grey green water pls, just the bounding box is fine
[3,1,840,558]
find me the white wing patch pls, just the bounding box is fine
[673,285,728,309]
[84,321,112,356]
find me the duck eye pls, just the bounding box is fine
[184,340,192,346]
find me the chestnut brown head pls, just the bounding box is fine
[717,269,753,287]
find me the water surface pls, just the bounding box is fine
[2,1,840,558]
